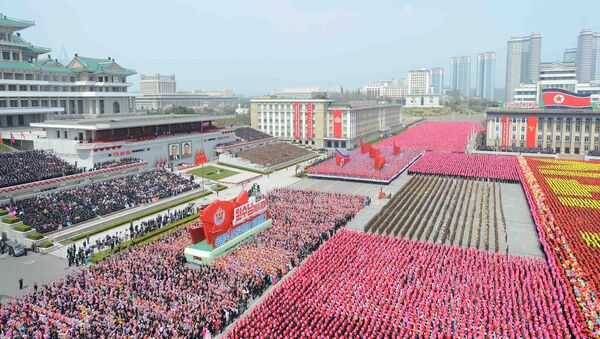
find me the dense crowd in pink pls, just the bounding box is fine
[229,229,569,338]
[377,121,484,152]
[307,148,420,181]
[0,189,365,337]
[408,151,520,181]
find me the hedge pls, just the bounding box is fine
[27,231,44,240]
[2,216,21,224]
[92,213,198,263]
[217,162,272,174]
[0,209,8,216]
[14,224,32,232]
[214,184,228,192]
[38,240,54,248]
[68,191,212,243]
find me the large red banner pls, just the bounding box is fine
[543,89,591,108]
[306,102,313,140]
[293,101,301,139]
[501,115,510,147]
[333,110,343,138]
[526,116,538,148]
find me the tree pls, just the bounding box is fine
[162,106,196,115]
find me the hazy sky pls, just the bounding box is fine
[3,0,600,95]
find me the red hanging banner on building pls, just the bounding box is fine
[333,109,343,138]
[293,101,301,139]
[501,115,510,148]
[306,102,313,140]
[526,116,538,148]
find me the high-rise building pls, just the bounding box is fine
[450,56,471,97]
[476,52,496,100]
[505,32,542,100]
[408,69,431,95]
[564,47,577,63]
[429,68,444,95]
[576,29,600,83]
[139,74,176,95]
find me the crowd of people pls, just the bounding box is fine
[2,170,199,233]
[91,158,143,171]
[476,145,555,154]
[230,229,569,338]
[67,204,197,267]
[408,151,520,182]
[236,143,312,167]
[377,121,484,153]
[0,150,80,188]
[0,188,366,337]
[519,156,600,337]
[234,127,271,142]
[308,148,421,181]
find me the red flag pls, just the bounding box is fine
[10,132,15,144]
[393,143,401,156]
[526,116,538,148]
[359,139,367,153]
[335,151,350,166]
[543,89,591,108]
[374,155,385,169]
[0,135,3,144]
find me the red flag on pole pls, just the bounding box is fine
[393,143,401,156]
[10,132,15,144]
[0,135,3,144]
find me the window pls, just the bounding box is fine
[63,131,68,139]
[56,131,60,138]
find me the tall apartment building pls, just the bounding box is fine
[0,14,137,128]
[429,68,444,95]
[408,69,431,95]
[476,52,496,100]
[576,29,600,83]
[564,47,577,63]
[450,56,471,97]
[139,74,176,95]
[505,32,542,100]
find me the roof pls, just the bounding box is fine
[69,55,136,76]
[31,113,235,130]
[0,14,35,29]
[0,57,71,74]
[486,107,600,114]
[10,34,51,55]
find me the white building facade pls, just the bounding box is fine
[0,14,137,129]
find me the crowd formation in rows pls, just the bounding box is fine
[0,150,80,188]
[91,158,143,171]
[308,148,421,181]
[230,229,569,338]
[2,170,199,233]
[408,151,520,182]
[519,157,600,336]
[477,145,555,154]
[234,127,271,142]
[0,188,366,337]
[377,121,484,153]
[236,143,312,167]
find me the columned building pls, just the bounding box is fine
[250,96,402,149]
[0,14,138,129]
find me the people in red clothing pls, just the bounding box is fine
[229,229,569,338]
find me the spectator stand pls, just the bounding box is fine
[220,143,317,173]
[472,147,557,159]
[0,160,148,200]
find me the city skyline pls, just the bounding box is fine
[4,0,600,95]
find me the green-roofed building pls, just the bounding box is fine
[0,13,139,131]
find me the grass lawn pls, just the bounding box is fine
[187,165,239,180]
[0,144,16,153]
